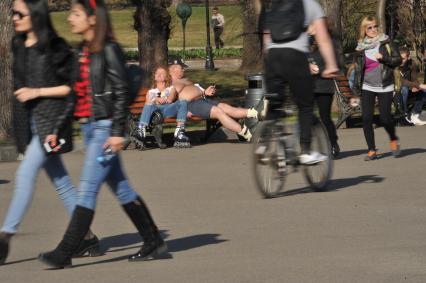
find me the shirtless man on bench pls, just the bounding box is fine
[168,58,258,142]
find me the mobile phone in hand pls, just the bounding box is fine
[44,139,66,153]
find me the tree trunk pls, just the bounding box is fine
[240,0,263,73]
[0,0,14,142]
[320,0,345,68]
[377,0,387,32]
[132,0,172,86]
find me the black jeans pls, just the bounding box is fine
[315,93,338,146]
[265,48,314,153]
[361,90,398,151]
[213,27,224,49]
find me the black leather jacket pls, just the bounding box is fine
[12,36,74,154]
[352,39,402,96]
[74,41,129,137]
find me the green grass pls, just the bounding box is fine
[51,5,243,48]
[185,69,246,104]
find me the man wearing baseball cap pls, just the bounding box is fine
[168,58,258,142]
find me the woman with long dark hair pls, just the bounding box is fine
[352,16,402,160]
[39,0,167,268]
[0,0,100,265]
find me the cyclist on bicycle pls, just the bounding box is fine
[260,0,339,164]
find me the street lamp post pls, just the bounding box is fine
[204,0,215,70]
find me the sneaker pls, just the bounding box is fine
[237,125,252,142]
[299,151,328,165]
[390,140,401,157]
[247,107,258,120]
[400,116,414,127]
[410,114,426,126]
[364,150,378,161]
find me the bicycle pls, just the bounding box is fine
[252,108,333,198]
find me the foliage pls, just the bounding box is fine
[395,0,425,63]
[341,0,378,53]
[125,48,242,61]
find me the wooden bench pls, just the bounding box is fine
[125,88,221,149]
[333,75,361,129]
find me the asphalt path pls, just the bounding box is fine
[0,125,425,283]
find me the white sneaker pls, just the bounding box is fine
[237,125,252,142]
[299,151,328,165]
[410,114,426,126]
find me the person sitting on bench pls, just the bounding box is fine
[134,66,191,148]
[398,47,426,126]
[168,57,259,142]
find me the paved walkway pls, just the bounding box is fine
[0,126,426,282]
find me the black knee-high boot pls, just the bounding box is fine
[0,232,12,265]
[122,197,167,261]
[38,206,94,268]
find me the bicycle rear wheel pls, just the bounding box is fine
[252,120,288,198]
[303,119,333,191]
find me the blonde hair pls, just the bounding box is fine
[151,66,172,89]
[358,16,383,42]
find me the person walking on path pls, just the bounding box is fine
[308,28,340,158]
[38,0,166,269]
[212,6,225,49]
[0,0,100,265]
[352,16,402,161]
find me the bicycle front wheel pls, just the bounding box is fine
[252,120,287,198]
[303,119,333,191]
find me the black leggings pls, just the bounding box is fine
[361,90,398,151]
[265,48,314,152]
[315,93,338,146]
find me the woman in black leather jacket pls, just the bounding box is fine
[352,16,402,161]
[0,0,99,265]
[39,0,167,269]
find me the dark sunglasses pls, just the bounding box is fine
[366,25,379,31]
[12,10,29,20]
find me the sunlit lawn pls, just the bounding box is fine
[51,5,243,48]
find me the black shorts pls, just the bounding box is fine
[188,98,219,119]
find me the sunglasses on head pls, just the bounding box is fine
[12,10,29,20]
[367,25,379,31]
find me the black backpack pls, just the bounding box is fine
[265,0,306,43]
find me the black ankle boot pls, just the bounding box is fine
[38,206,94,268]
[122,197,167,261]
[0,232,12,265]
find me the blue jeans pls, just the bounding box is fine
[77,119,138,210]
[401,86,426,114]
[138,100,188,127]
[1,135,76,234]
[79,122,93,147]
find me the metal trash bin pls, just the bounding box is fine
[244,73,266,129]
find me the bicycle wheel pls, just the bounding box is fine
[303,118,333,191]
[252,120,288,198]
